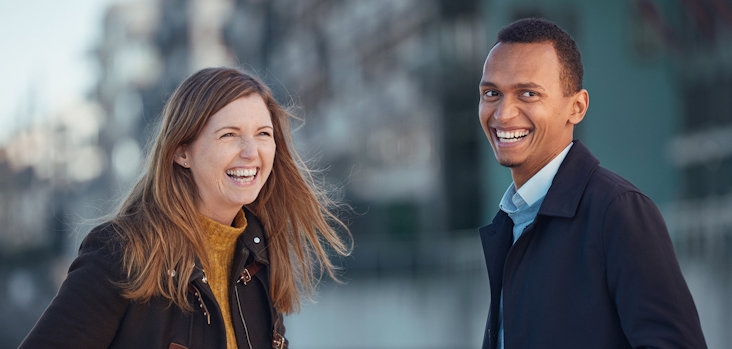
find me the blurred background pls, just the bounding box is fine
[1,0,730,348]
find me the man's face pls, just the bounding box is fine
[478,41,587,187]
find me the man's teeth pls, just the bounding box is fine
[496,129,529,142]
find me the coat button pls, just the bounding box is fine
[254,237,261,244]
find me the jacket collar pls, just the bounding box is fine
[479,139,598,235]
[189,207,270,284]
[237,207,269,265]
[537,140,599,219]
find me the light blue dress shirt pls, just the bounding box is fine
[496,142,573,349]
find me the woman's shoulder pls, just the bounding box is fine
[77,221,127,264]
[18,222,132,348]
[82,220,119,243]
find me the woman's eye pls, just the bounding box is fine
[221,132,235,138]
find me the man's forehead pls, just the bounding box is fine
[481,42,561,84]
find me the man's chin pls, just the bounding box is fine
[497,158,519,168]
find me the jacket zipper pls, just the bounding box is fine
[234,277,254,349]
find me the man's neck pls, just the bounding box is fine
[511,141,574,189]
[512,164,546,189]
[511,141,573,189]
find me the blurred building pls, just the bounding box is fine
[2,0,731,348]
[222,0,486,269]
[0,96,108,344]
[657,0,732,346]
[220,1,489,346]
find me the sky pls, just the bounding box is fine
[0,0,121,143]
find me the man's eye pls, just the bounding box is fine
[482,90,499,98]
[521,91,537,97]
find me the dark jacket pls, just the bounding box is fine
[20,209,287,349]
[480,141,706,349]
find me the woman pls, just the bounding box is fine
[20,67,351,349]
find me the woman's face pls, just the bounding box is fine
[176,94,276,224]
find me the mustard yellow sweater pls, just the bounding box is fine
[200,209,247,349]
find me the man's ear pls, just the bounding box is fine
[174,144,190,167]
[568,89,589,125]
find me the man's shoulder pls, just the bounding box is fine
[564,141,643,197]
[577,165,659,216]
[589,166,642,195]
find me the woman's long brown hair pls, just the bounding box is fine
[111,67,351,314]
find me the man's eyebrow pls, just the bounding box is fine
[479,81,545,91]
[514,82,545,91]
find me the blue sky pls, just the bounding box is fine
[0,0,120,142]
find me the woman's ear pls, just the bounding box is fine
[568,89,589,125]
[174,144,190,168]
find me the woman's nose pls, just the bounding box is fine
[239,138,257,158]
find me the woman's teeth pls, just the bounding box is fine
[226,168,257,183]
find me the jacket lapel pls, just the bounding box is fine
[479,210,514,344]
[239,208,270,265]
[479,211,513,292]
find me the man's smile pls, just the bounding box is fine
[494,128,531,144]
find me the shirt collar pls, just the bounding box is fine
[517,142,573,206]
[500,142,573,212]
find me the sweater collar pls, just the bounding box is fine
[199,209,247,255]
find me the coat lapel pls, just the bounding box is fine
[479,210,514,344]
[479,211,513,292]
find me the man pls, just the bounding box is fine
[478,18,706,348]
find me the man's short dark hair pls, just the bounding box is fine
[497,18,583,95]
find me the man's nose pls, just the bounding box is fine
[493,99,518,121]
